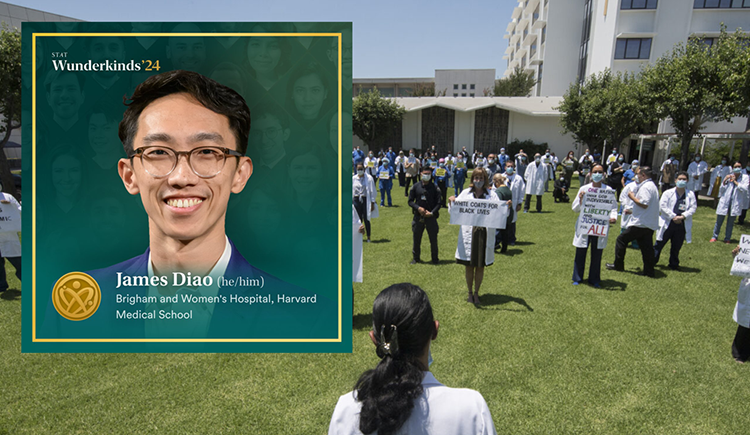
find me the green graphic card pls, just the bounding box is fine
[21,22,353,353]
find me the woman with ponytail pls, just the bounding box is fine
[328,283,496,435]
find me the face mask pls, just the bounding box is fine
[722,160,727,165]
[546,153,550,157]
[410,153,414,157]
[734,168,742,174]
[592,173,604,182]
[618,157,624,162]
[500,150,505,154]
[439,164,445,168]
[522,157,527,161]
[369,154,374,158]
[695,157,700,162]
[357,170,364,176]
[559,177,565,181]
[612,151,617,155]
[474,180,484,188]
[488,159,495,164]
[535,158,541,163]
[506,168,514,175]
[676,180,687,188]
[585,152,590,156]
[421,174,431,182]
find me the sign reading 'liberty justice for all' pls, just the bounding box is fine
[576,188,617,239]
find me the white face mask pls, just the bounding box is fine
[357,170,364,176]
[473,180,484,189]
[421,174,431,182]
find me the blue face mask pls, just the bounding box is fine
[506,168,514,175]
[592,173,604,183]
[676,180,687,188]
[734,168,742,174]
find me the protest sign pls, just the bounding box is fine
[0,202,21,233]
[449,198,508,229]
[575,187,616,238]
[731,234,750,278]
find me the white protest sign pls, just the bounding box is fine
[0,202,21,233]
[575,187,616,238]
[730,234,750,278]
[379,171,390,180]
[449,198,508,229]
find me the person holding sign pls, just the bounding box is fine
[449,169,500,305]
[572,165,617,287]
[453,155,467,196]
[731,242,750,363]
[606,166,660,277]
[377,158,395,207]
[365,151,378,179]
[504,161,525,246]
[654,172,697,270]
[434,159,452,208]
[404,149,420,197]
[711,161,749,243]
[0,188,21,292]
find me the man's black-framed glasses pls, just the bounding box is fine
[129,146,244,178]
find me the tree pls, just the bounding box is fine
[352,88,406,151]
[0,23,20,198]
[408,83,446,97]
[643,26,750,170]
[493,66,536,97]
[558,69,658,156]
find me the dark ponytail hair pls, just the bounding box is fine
[355,283,436,435]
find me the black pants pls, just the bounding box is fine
[614,226,655,276]
[0,256,21,290]
[653,221,686,268]
[353,197,371,239]
[412,217,439,262]
[739,208,748,225]
[398,170,406,187]
[573,236,603,285]
[437,180,448,207]
[405,176,417,196]
[524,194,542,212]
[496,216,513,252]
[732,324,750,362]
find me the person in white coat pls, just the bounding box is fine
[504,160,525,246]
[394,150,407,187]
[449,168,499,305]
[364,151,378,180]
[328,283,497,435]
[712,161,749,243]
[708,156,731,204]
[0,190,21,292]
[738,163,750,225]
[352,163,376,243]
[687,153,707,194]
[524,153,547,213]
[731,247,750,363]
[654,172,697,271]
[572,165,617,287]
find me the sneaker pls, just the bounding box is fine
[605,263,623,271]
[725,240,732,244]
[572,281,580,286]
[410,259,419,264]
[709,238,717,243]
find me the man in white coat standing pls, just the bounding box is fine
[0,188,21,292]
[711,161,749,243]
[353,163,377,243]
[606,166,660,277]
[654,172,697,271]
[504,160,525,245]
[687,153,707,195]
[524,153,547,213]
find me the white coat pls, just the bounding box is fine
[524,161,547,196]
[352,173,377,221]
[506,173,525,223]
[735,278,750,328]
[394,156,406,172]
[620,182,638,229]
[741,169,750,210]
[0,193,21,257]
[364,156,378,178]
[709,165,731,196]
[687,160,708,192]
[571,183,617,249]
[716,173,749,217]
[656,188,697,243]
[452,188,499,266]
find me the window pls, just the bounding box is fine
[542,26,546,44]
[694,0,749,7]
[621,0,657,9]
[578,0,593,82]
[614,38,652,59]
[536,62,543,96]
[453,84,458,90]
[530,44,537,58]
[462,84,467,90]
[461,93,466,96]
[453,93,458,97]
[700,37,717,48]
[470,84,475,90]
[470,93,475,97]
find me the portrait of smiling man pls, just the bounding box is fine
[43,69,335,343]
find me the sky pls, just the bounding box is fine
[9,0,516,79]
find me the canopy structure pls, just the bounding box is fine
[391,96,563,117]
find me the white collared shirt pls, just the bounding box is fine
[627,179,660,231]
[329,371,496,435]
[145,236,232,338]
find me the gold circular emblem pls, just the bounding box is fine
[52,272,101,321]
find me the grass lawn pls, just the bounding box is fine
[2,178,749,434]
